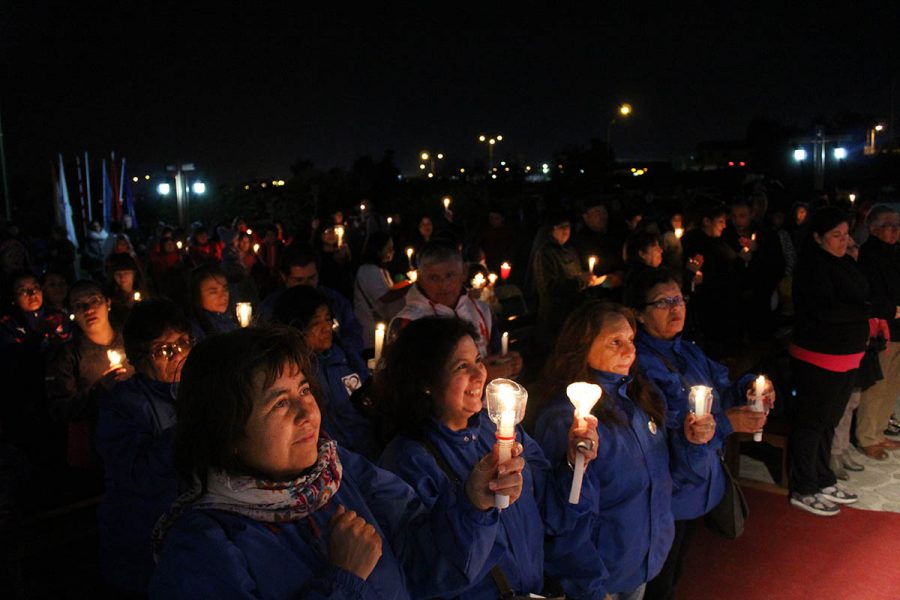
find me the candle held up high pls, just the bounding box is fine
[236,302,253,328]
[566,382,602,504]
[485,379,528,509]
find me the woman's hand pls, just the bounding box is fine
[465,443,525,510]
[684,413,716,445]
[567,415,599,466]
[726,406,767,434]
[97,367,129,391]
[328,505,383,580]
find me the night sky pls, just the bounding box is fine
[3,3,899,187]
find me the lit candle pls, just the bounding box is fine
[133,291,142,302]
[107,349,123,370]
[849,193,857,204]
[407,269,418,283]
[406,247,415,270]
[751,375,767,442]
[360,203,367,212]
[674,227,684,239]
[236,302,253,328]
[471,273,486,289]
[246,228,253,236]
[501,331,509,356]
[500,262,512,281]
[588,256,597,274]
[176,240,183,250]
[488,273,498,286]
[374,323,385,363]
[253,243,260,254]
[387,216,393,225]
[334,225,345,248]
[689,385,712,417]
[485,379,528,509]
[442,196,451,210]
[566,382,603,504]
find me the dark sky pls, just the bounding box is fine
[3,3,899,186]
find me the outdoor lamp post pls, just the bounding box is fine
[157,163,205,227]
[478,134,503,174]
[606,103,633,151]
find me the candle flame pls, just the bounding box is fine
[107,350,123,369]
[674,227,684,239]
[566,382,602,417]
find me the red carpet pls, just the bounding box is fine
[676,488,900,600]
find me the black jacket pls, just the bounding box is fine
[857,236,900,340]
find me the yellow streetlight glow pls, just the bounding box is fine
[489,138,496,145]
[132,176,139,182]
[427,172,434,178]
[419,164,426,170]
[875,124,884,131]
[421,152,429,160]
[479,135,486,142]
[459,167,465,173]
[619,103,633,116]
[496,135,503,141]
[144,174,150,180]
[437,153,444,159]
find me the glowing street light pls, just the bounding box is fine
[478,134,503,173]
[157,182,172,195]
[192,181,207,194]
[419,149,444,178]
[793,148,808,162]
[833,147,847,160]
[619,103,633,116]
[606,102,634,153]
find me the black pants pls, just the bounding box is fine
[788,359,857,495]
[644,517,702,600]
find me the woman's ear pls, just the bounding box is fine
[812,232,823,247]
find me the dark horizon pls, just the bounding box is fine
[3,4,899,190]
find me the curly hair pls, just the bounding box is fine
[529,300,665,429]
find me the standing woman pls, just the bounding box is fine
[623,268,769,599]
[95,298,193,595]
[531,301,673,600]
[354,232,405,355]
[373,317,597,599]
[189,265,238,341]
[788,206,870,515]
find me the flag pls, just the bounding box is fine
[117,156,126,221]
[55,154,80,250]
[124,175,137,228]
[102,158,113,229]
[84,152,93,224]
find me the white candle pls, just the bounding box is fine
[334,225,345,248]
[133,291,142,302]
[488,273,498,286]
[406,270,418,283]
[752,375,766,442]
[253,243,260,254]
[176,240,183,250]
[689,385,712,418]
[387,216,393,225]
[442,196,451,210]
[107,349,123,370]
[501,332,509,356]
[588,256,597,274]
[406,247,415,270]
[236,302,253,328]
[485,379,527,510]
[374,323,386,363]
[566,382,603,504]
[471,273,486,289]
[495,398,516,510]
[674,227,684,239]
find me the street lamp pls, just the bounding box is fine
[419,150,444,178]
[157,163,205,227]
[478,134,503,173]
[793,148,808,162]
[833,147,847,160]
[865,123,885,155]
[606,103,633,154]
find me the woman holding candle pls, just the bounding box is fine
[272,285,376,459]
[104,252,147,327]
[150,325,516,599]
[45,280,133,469]
[188,265,239,341]
[622,268,770,599]
[314,221,354,300]
[95,298,193,594]
[531,300,673,600]
[372,316,597,599]
[786,206,871,515]
[354,232,406,356]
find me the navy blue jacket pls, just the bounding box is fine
[151,448,500,599]
[190,309,238,341]
[534,370,674,599]
[96,374,179,593]
[315,343,376,459]
[634,330,752,520]
[379,411,590,599]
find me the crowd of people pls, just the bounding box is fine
[0,185,898,599]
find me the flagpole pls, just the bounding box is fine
[84,152,93,224]
[0,102,10,221]
[76,154,88,239]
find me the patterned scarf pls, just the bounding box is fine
[152,438,341,559]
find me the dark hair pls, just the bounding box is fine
[809,206,848,237]
[360,232,392,266]
[530,300,665,429]
[172,326,320,486]
[104,253,145,297]
[623,231,662,265]
[123,297,191,373]
[189,265,229,334]
[8,269,39,294]
[66,279,106,309]
[272,285,330,331]
[623,267,681,310]
[369,317,478,441]
[278,246,318,276]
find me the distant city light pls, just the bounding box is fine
[427,172,434,178]
[144,174,150,180]
[192,181,206,194]
[437,153,444,159]
[875,124,885,132]
[421,152,429,160]
[478,135,486,142]
[500,161,506,166]
[132,176,139,183]
[619,103,633,116]
[793,149,808,162]
[157,183,171,195]
[459,167,465,173]
[496,135,503,141]
[833,147,847,160]
[419,164,426,170]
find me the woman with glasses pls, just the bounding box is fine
[272,285,376,459]
[189,264,238,341]
[46,280,133,470]
[623,267,769,599]
[95,298,192,595]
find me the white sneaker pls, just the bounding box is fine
[819,484,858,505]
[790,492,841,516]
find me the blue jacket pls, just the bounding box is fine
[315,344,377,459]
[96,373,179,593]
[151,448,500,600]
[379,411,589,599]
[634,330,752,520]
[533,370,674,599]
[190,310,238,341]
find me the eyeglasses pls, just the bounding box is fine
[150,335,193,360]
[71,295,105,313]
[15,285,42,297]
[643,295,686,310]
